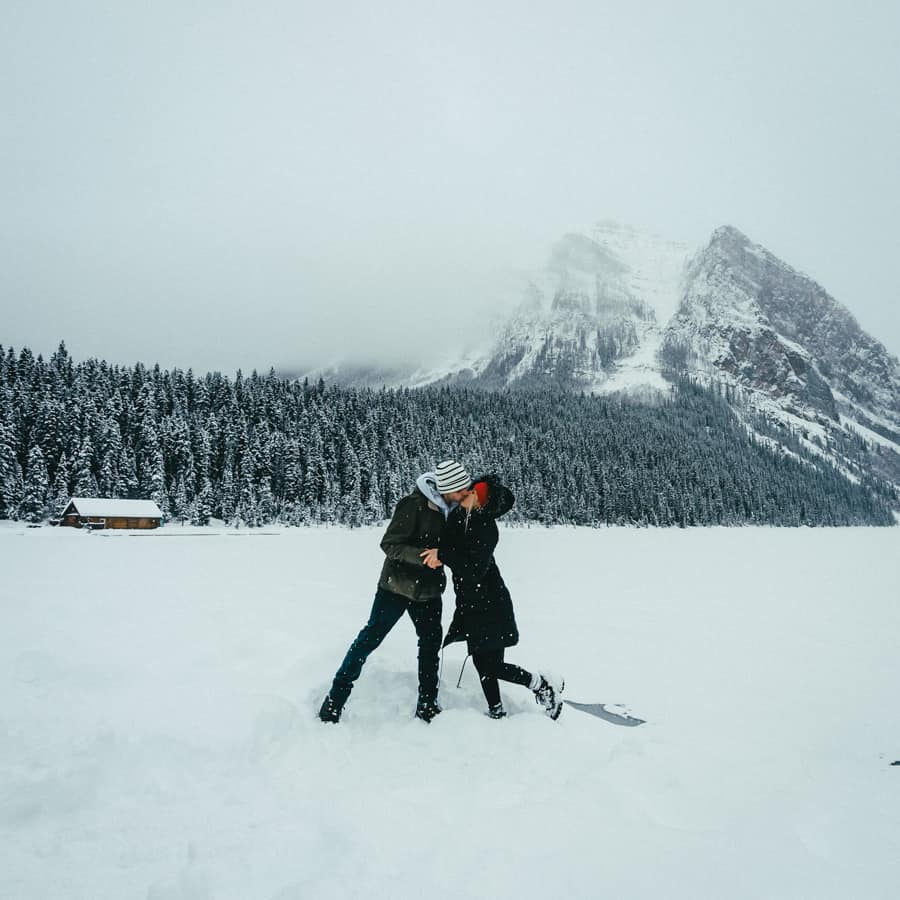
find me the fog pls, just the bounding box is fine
[2,1,898,374]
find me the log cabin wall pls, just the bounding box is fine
[105,517,160,529]
[59,515,161,529]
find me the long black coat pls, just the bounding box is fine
[440,476,519,654]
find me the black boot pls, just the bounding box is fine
[318,694,342,723]
[415,699,442,723]
[487,702,507,719]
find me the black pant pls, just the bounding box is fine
[471,649,532,708]
[330,588,442,709]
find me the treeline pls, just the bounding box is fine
[0,342,894,527]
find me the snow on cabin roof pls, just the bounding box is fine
[66,498,163,518]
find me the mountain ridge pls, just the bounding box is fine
[300,221,900,496]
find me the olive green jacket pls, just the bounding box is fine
[378,489,446,602]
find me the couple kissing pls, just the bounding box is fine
[318,460,563,724]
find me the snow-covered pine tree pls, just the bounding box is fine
[171,474,190,523]
[49,451,71,517]
[303,424,328,519]
[72,436,99,497]
[282,439,303,508]
[193,475,214,526]
[337,432,363,526]
[98,447,118,498]
[237,465,258,527]
[0,415,24,519]
[219,462,236,524]
[138,419,169,520]
[20,445,50,523]
[118,446,139,498]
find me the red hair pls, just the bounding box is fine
[473,481,489,508]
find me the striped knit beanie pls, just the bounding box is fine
[434,459,472,494]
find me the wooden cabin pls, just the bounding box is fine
[60,498,163,530]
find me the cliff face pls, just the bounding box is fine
[664,226,900,443]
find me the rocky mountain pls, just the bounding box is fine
[663,225,900,427]
[662,225,900,486]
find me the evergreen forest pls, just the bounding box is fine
[0,342,894,527]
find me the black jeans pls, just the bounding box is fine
[329,588,442,709]
[471,649,532,708]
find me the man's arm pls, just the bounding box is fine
[380,496,429,568]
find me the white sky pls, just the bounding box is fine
[2,0,898,373]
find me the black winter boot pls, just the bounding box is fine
[534,674,564,720]
[487,703,507,719]
[318,694,342,723]
[415,699,442,723]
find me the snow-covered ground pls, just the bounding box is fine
[2,523,899,900]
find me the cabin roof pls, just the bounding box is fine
[64,498,163,518]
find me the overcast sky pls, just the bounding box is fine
[2,1,898,374]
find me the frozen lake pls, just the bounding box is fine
[2,523,899,899]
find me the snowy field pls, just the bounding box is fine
[2,523,899,900]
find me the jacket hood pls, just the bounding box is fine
[472,474,515,519]
[416,472,454,519]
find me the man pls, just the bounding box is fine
[318,459,473,723]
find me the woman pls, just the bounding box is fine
[439,475,563,720]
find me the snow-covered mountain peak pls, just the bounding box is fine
[709,223,751,245]
[451,224,690,391]
[458,223,694,392]
[664,224,900,487]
